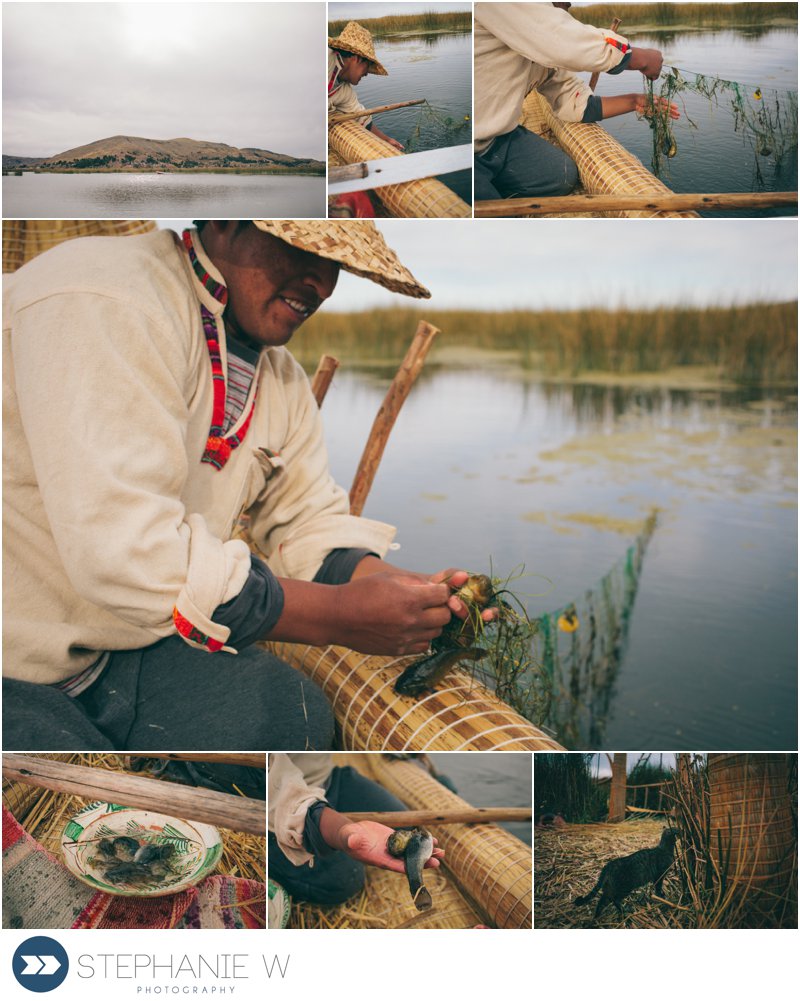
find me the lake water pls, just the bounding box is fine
[594,27,798,216]
[1,171,326,219]
[427,753,532,847]
[352,30,472,203]
[316,361,797,753]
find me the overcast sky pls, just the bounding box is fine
[3,2,327,159]
[333,219,799,311]
[158,218,797,311]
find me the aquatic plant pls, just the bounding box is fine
[644,69,798,181]
[403,101,471,153]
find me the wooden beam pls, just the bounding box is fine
[349,320,440,515]
[329,98,426,125]
[609,753,628,823]
[475,191,798,217]
[345,807,532,826]
[3,754,266,836]
[327,144,473,195]
[124,752,265,769]
[310,354,340,407]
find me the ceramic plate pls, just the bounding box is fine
[61,802,222,897]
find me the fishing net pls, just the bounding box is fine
[533,512,658,749]
[403,100,471,153]
[645,68,798,183]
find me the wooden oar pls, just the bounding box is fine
[310,354,340,407]
[329,98,426,125]
[475,190,798,217]
[3,754,265,836]
[349,319,440,515]
[345,807,532,826]
[589,17,622,91]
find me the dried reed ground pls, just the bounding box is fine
[535,818,686,929]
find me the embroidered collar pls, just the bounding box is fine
[182,228,257,471]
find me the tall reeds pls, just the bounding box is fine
[297,302,797,384]
[534,753,607,823]
[572,3,796,29]
[328,10,472,38]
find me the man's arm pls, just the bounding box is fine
[368,122,404,151]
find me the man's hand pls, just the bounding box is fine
[627,47,664,80]
[635,94,680,120]
[319,811,444,873]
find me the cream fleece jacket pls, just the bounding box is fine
[474,2,630,151]
[268,753,333,865]
[3,229,395,684]
[328,49,373,126]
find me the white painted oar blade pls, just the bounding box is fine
[328,144,472,194]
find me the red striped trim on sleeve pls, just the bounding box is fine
[605,36,630,54]
[173,607,225,652]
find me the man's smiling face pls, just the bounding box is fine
[202,222,340,349]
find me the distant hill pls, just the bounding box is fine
[3,135,324,172]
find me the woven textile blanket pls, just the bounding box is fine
[2,806,265,929]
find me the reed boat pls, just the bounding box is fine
[328,120,471,218]
[283,753,532,930]
[268,641,564,751]
[518,89,699,218]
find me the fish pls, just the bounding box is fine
[111,836,140,861]
[387,827,435,911]
[104,862,154,885]
[394,573,495,697]
[133,843,175,865]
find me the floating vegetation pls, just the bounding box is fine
[403,100,471,153]
[645,68,798,181]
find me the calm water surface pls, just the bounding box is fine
[427,753,532,846]
[354,31,472,203]
[596,27,798,216]
[2,172,326,218]
[318,361,797,752]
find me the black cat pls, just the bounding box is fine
[574,827,679,919]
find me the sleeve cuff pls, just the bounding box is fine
[582,95,604,123]
[212,555,285,648]
[607,50,632,75]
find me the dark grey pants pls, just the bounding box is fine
[2,636,334,751]
[475,125,579,200]
[268,765,407,906]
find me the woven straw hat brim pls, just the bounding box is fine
[328,21,388,76]
[253,220,430,299]
[2,219,157,272]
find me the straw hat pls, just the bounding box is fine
[253,220,430,299]
[2,219,156,272]
[328,21,388,77]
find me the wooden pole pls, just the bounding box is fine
[589,17,622,91]
[475,190,798,217]
[3,754,266,836]
[310,353,340,407]
[124,752,266,769]
[329,99,426,125]
[349,320,440,516]
[345,807,532,826]
[609,752,628,823]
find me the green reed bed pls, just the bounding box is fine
[572,3,797,30]
[328,10,471,38]
[534,753,607,824]
[297,302,798,384]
